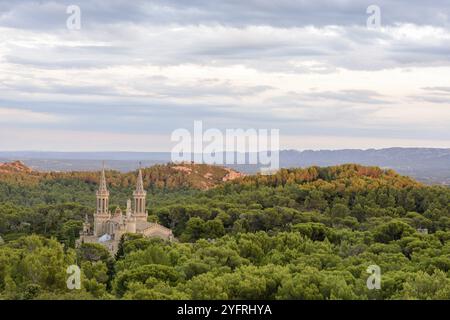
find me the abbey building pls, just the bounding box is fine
[79,167,174,253]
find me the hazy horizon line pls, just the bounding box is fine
[1,147,450,153]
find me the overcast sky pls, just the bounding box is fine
[1,0,450,151]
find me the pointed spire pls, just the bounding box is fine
[99,161,108,192]
[133,163,147,217]
[135,165,145,194]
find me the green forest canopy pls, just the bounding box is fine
[0,164,449,299]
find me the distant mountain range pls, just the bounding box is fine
[0,148,449,185]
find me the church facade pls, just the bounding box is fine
[79,167,174,253]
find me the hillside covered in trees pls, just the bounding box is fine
[0,164,449,299]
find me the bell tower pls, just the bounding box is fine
[133,166,148,222]
[96,165,110,214]
[94,163,110,236]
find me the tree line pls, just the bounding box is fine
[0,164,449,299]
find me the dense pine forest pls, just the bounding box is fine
[0,163,449,299]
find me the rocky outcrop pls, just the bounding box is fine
[222,167,244,181]
[169,162,243,189]
[0,161,32,174]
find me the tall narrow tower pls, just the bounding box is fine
[133,167,148,222]
[96,166,110,214]
[94,164,110,236]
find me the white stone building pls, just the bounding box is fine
[79,167,174,253]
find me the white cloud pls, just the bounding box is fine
[0,1,450,150]
[0,107,62,123]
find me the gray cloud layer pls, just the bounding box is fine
[1,0,450,150]
[1,0,450,28]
